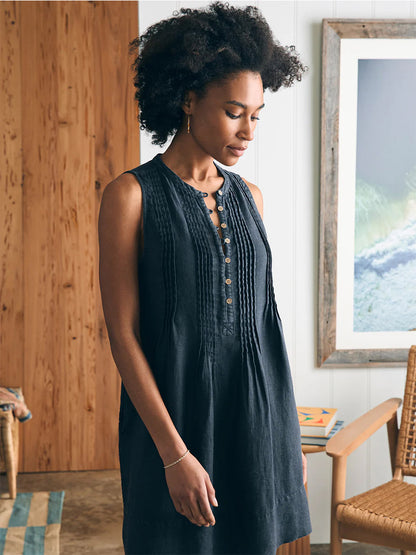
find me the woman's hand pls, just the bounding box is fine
[302,451,307,485]
[164,452,218,527]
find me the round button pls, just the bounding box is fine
[217,205,224,211]
[226,298,232,304]
[208,209,213,213]
[221,223,227,229]
[218,190,223,195]
[225,257,231,263]
[225,278,232,284]
[224,238,230,244]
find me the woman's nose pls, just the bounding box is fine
[238,118,256,141]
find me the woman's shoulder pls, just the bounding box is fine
[242,177,263,220]
[102,170,142,205]
[240,177,262,202]
[104,155,162,194]
[222,167,263,219]
[99,169,144,233]
[99,155,166,227]
[98,179,140,254]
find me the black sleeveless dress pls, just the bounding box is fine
[119,153,312,554]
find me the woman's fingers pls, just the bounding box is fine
[173,499,185,516]
[186,501,205,526]
[205,475,219,508]
[197,497,215,526]
[186,490,215,527]
[302,452,307,485]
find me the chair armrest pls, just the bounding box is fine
[326,397,402,458]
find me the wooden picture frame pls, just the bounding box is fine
[318,19,416,367]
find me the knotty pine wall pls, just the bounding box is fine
[1,1,139,472]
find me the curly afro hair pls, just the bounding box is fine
[129,1,308,146]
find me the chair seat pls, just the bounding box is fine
[336,479,416,547]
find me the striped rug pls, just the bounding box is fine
[0,491,65,555]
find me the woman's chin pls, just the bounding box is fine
[216,153,241,167]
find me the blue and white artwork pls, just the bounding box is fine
[354,59,416,332]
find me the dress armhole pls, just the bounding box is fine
[122,170,145,261]
[232,172,281,319]
[233,174,267,235]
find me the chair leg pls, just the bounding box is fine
[6,465,17,499]
[330,457,347,555]
[1,414,17,499]
[330,505,342,555]
[329,524,342,555]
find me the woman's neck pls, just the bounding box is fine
[160,132,220,186]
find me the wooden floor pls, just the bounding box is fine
[311,543,402,554]
[0,470,411,554]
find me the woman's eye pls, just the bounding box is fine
[251,116,260,121]
[226,111,240,119]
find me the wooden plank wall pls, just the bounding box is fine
[0,1,140,472]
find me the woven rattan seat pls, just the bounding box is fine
[326,345,416,554]
[337,479,416,546]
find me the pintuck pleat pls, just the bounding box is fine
[118,154,312,555]
[227,191,261,358]
[232,173,278,314]
[148,177,177,350]
[180,183,216,361]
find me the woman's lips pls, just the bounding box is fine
[227,146,247,157]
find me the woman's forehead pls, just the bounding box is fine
[205,71,264,106]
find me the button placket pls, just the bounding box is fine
[155,154,235,333]
[216,191,233,321]
[194,175,234,335]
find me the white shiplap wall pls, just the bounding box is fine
[138,0,416,544]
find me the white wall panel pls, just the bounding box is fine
[138,0,416,544]
[258,1,297,368]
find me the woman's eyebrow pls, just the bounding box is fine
[225,100,265,110]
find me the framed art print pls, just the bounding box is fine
[318,19,416,367]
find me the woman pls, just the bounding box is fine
[98,2,311,554]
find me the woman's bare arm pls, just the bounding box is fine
[98,173,187,463]
[98,173,217,526]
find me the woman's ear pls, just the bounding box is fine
[182,90,196,115]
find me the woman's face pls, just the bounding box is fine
[185,71,264,166]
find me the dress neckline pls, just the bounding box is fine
[154,153,230,196]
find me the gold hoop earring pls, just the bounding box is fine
[187,114,191,134]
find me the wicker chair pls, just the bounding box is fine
[326,345,416,554]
